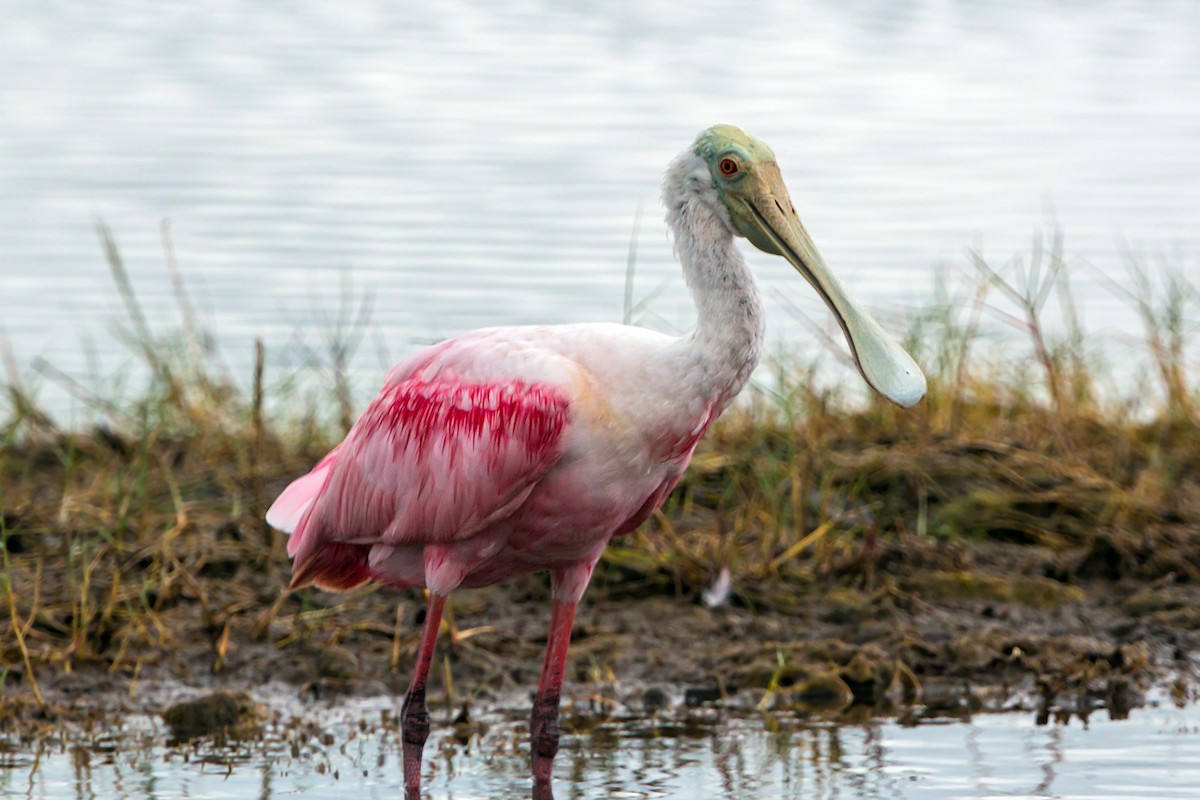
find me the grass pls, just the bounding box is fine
[0,227,1197,719]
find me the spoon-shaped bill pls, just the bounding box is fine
[740,167,927,408]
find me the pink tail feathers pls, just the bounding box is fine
[267,448,371,591]
[266,449,338,557]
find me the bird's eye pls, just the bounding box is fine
[719,158,739,176]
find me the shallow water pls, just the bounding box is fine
[2,2,1199,417]
[5,700,1200,799]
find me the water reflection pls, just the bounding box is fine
[6,702,1200,799]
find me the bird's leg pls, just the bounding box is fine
[402,593,447,800]
[530,597,577,797]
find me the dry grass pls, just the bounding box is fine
[1,229,1197,712]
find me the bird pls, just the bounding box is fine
[266,125,926,799]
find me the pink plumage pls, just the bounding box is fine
[266,126,925,798]
[276,372,570,592]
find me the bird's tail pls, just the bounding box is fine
[267,446,371,591]
[266,447,340,551]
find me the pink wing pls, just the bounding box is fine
[268,361,570,591]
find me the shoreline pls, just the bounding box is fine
[4,526,1195,738]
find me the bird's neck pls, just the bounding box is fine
[668,191,766,411]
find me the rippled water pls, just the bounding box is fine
[4,701,1200,799]
[3,2,1199,417]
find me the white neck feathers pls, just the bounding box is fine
[662,152,765,409]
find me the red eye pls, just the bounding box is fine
[719,158,739,176]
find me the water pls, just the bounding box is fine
[2,1,1199,418]
[5,700,1200,799]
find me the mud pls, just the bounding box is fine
[4,403,1200,741]
[2,525,1197,740]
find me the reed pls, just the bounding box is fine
[0,230,1196,715]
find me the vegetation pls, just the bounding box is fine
[1,228,1197,726]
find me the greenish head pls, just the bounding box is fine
[694,124,778,166]
[691,124,927,409]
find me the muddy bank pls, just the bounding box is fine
[3,524,1197,740]
[4,375,1199,738]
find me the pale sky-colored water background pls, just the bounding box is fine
[2,0,1198,417]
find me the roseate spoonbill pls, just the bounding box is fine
[267,125,925,798]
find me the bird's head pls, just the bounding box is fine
[690,124,926,409]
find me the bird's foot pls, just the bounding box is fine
[402,691,431,797]
[530,694,561,790]
[532,777,556,800]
